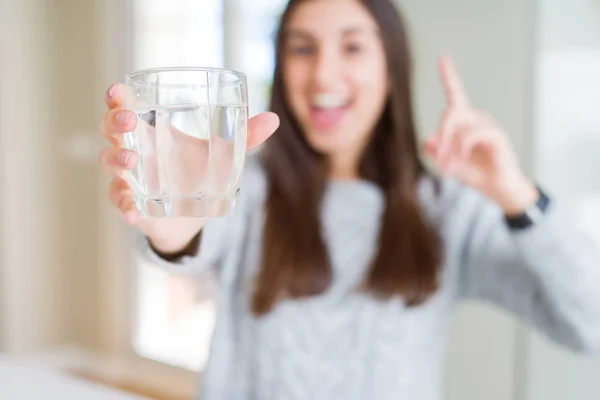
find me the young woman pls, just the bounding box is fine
[99,0,600,399]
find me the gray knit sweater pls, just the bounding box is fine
[137,154,600,400]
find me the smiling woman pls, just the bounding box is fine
[113,1,600,400]
[93,1,600,400]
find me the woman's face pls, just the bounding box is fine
[283,0,389,171]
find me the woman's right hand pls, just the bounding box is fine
[99,83,280,255]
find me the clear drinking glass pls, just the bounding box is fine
[123,67,248,218]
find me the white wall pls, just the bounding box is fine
[0,0,63,353]
[526,0,600,398]
[0,0,128,355]
[397,0,538,399]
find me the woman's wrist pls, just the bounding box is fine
[146,220,206,258]
[148,230,203,260]
[491,177,539,217]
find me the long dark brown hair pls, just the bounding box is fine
[252,0,442,315]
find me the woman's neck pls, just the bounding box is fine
[328,154,360,180]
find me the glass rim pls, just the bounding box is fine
[125,66,247,82]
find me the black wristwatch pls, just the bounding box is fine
[504,186,550,230]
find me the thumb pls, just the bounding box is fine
[247,112,280,151]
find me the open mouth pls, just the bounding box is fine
[309,93,351,130]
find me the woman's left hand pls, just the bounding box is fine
[424,56,539,215]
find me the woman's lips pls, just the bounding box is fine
[309,105,349,130]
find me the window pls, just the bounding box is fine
[237,0,288,115]
[535,50,600,240]
[130,0,224,372]
[131,0,224,70]
[129,0,287,372]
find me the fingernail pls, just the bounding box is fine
[107,84,116,99]
[117,151,131,165]
[124,210,134,224]
[116,112,130,125]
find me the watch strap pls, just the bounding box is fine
[504,186,550,230]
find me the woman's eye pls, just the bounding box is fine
[345,44,363,54]
[291,45,314,56]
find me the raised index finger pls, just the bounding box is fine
[439,56,470,109]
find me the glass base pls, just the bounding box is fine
[136,196,236,218]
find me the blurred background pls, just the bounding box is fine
[0,0,599,399]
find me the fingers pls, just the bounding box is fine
[435,55,472,164]
[448,128,490,184]
[431,106,472,166]
[100,108,138,138]
[435,109,461,160]
[100,108,139,148]
[426,126,468,173]
[102,83,148,145]
[247,112,280,151]
[425,115,495,174]
[459,128,494,162]
[99,146,139,175]
[107,177,142,224]
[105,83,126,109]
[423,134,439,157]
[105,82,143,110]
[439,55,470,109]
[104,83,142,225]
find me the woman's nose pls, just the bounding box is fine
[312,49,342,90]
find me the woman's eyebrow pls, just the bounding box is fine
[285,25,374,40]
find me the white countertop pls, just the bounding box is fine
[0,356,146,400]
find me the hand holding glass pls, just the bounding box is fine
[123,67,248,218]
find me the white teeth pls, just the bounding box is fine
[313,93,348,109]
